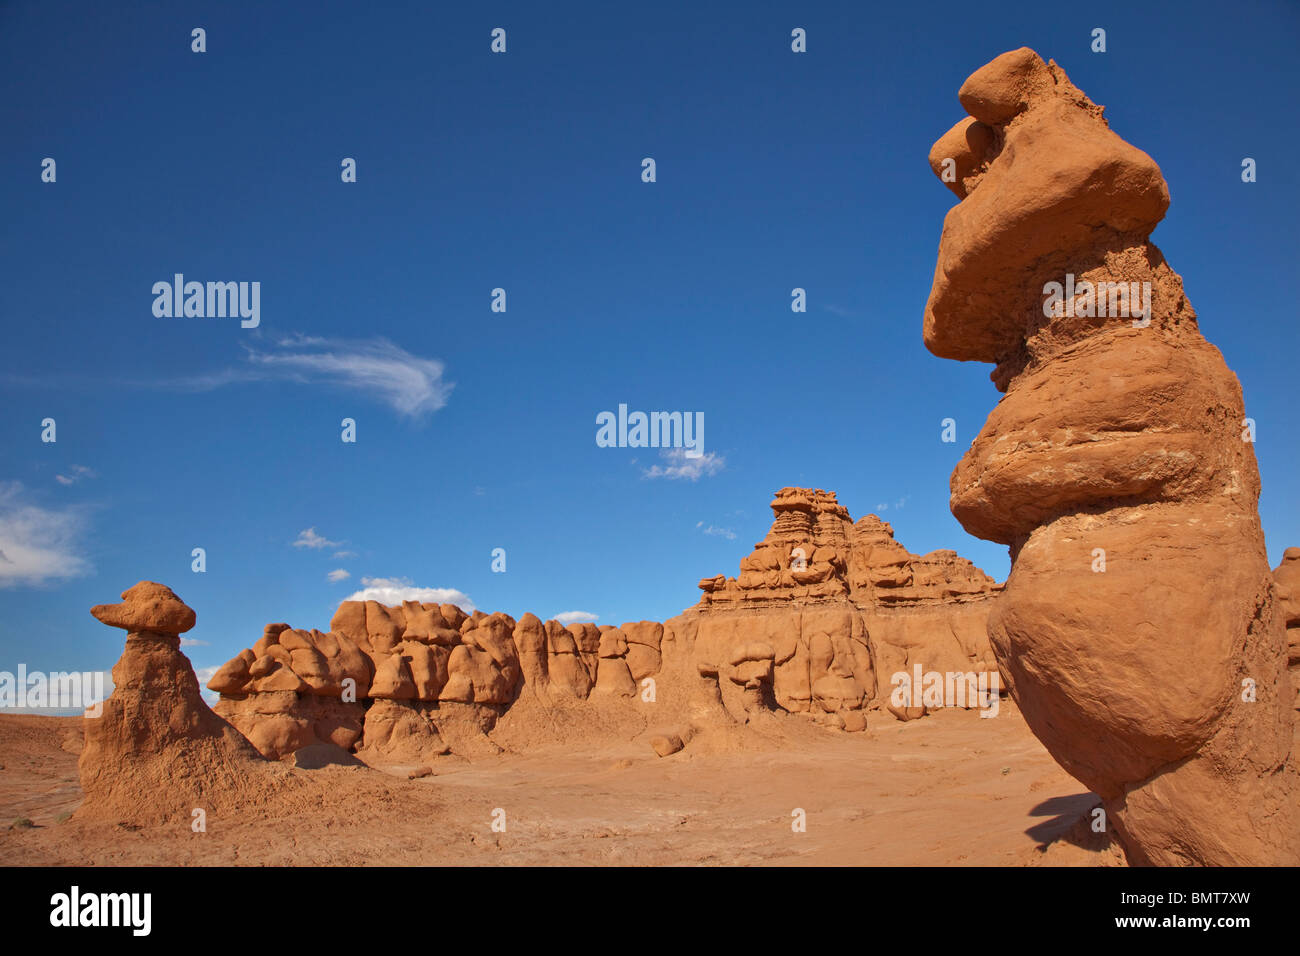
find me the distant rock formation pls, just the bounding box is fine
[79,582,270,825]
[673,488,1002,727]
[209,488,1002,760]
[210,603,679,762]
[697,488,998,609]
[923,48,1298,865]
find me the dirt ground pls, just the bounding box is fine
[0,702,1118,866]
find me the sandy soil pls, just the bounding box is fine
[0,702,1118,866]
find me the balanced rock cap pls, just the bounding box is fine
[90,581,197,634]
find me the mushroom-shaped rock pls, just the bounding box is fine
[90,581,197,635]
[79,582,270,825]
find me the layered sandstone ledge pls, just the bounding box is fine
[678,488,1002,725]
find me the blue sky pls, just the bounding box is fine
[2,0,1298,688]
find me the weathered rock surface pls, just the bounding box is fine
[1273,548,1300,712]
[924,48,1298,865]
[673,488,1002,725]
[210,601,666,761]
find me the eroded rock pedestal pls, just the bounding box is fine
[924,48,1298,865]
[79,582,270,825]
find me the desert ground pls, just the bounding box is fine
[0,702,1115,866]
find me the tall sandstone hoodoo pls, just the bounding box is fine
[208,488,1003,761]
[924,48,1298,865]
[79,582,271,825]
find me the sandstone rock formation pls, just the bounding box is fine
[211,599,671,762]
[924,48,1298,865]
[209,489,1002,762]
[77,581,450,833]
[79,582,270,825]
[1273,548,1300,711]
[671,488,1002,727]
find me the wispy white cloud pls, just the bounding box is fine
[165,335,452,419]
[180,637,209,647]
[332,550,357,559]
[642,449,725,481]
[0,482,91,587]
[552,610,599,625]
[293,527,341,550]
[345,577,475,612]
[54,465,96,486]
[696,521,737,540]
[327,568,351,582]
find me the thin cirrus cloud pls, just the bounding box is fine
[54,465,97,486]
[344,577,475,612]
[642,449,725,481]
[163,335,452,419]
[326,568,351,583]
[0,482,91,587]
